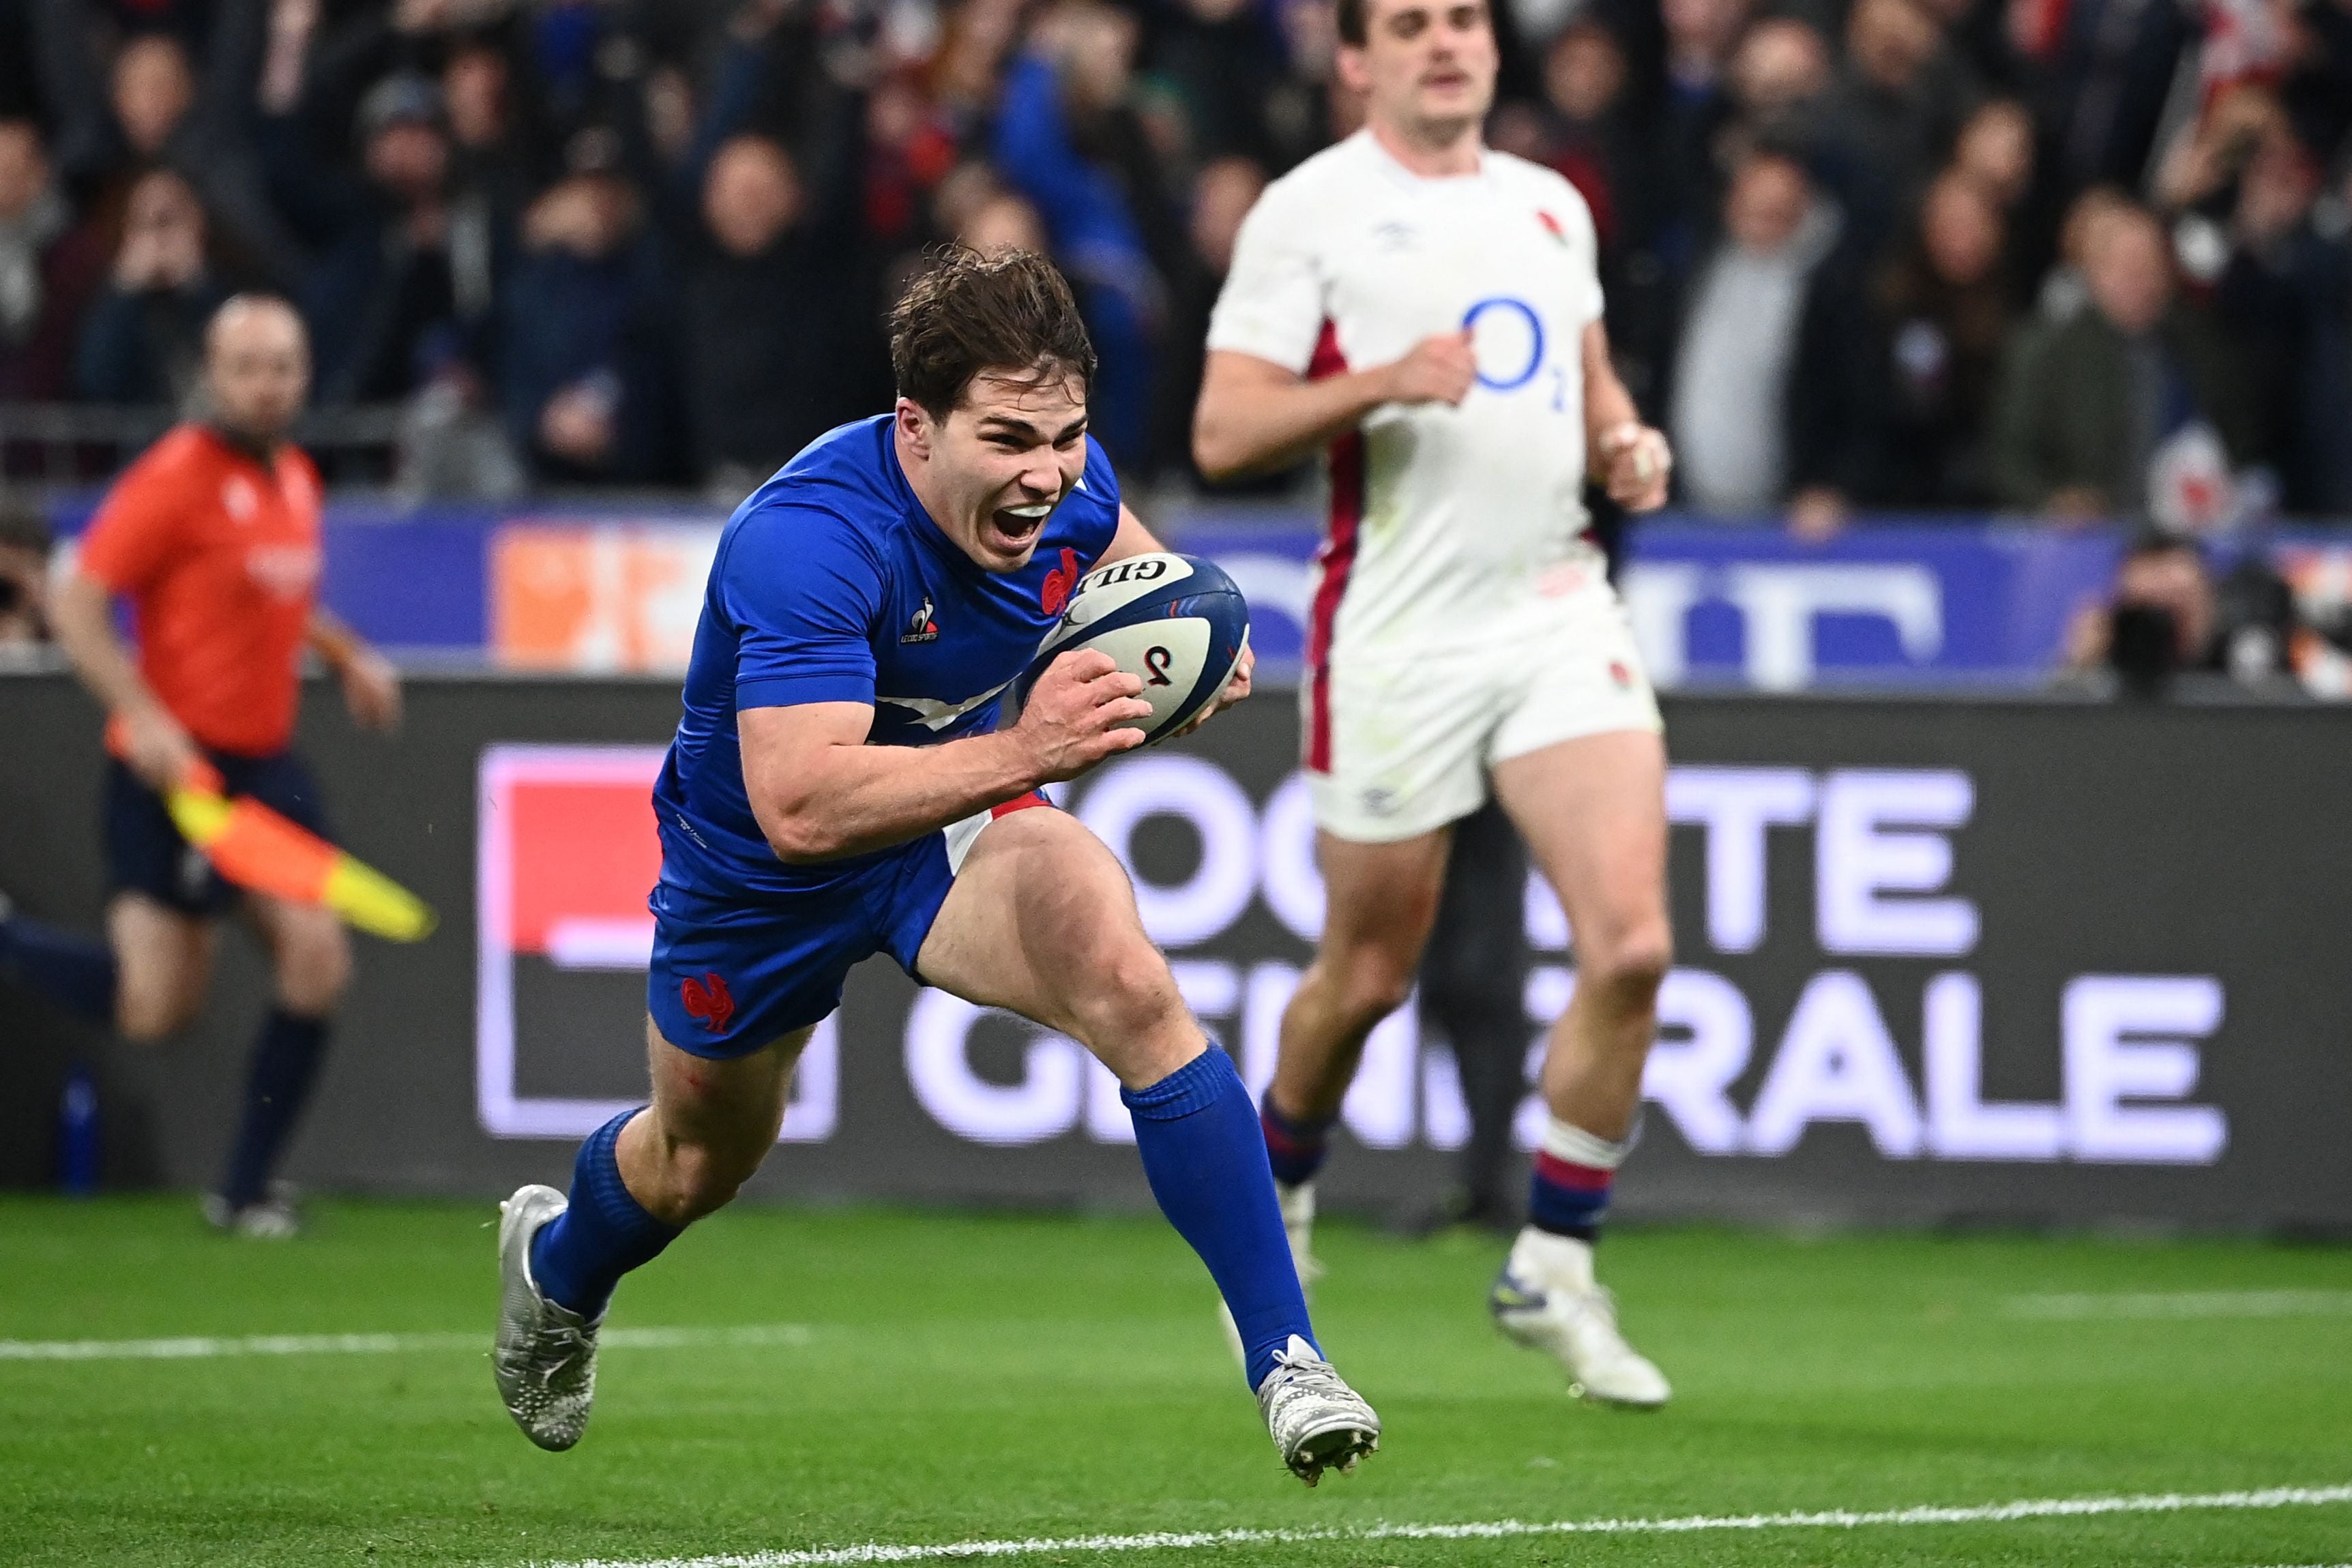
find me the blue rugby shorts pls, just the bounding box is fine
[646,792,1050,1059]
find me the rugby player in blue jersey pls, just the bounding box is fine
[491,249,1381,1484]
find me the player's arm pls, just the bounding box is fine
[739,655,1151,864]
[307,607,402,732]
[1094,503,1254,728]
[1581,319,1671,512]
[50,565,200,790]
[1192,339,1475,482]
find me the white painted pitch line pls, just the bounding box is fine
[0,1323,812,1362]
[539,1483,2352,1568]
[2004,1290,2352,1320]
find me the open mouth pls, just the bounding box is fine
[989,501,1055,548]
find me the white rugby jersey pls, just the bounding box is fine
[1207,130,1608,675]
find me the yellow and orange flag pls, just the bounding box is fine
[166,763,436,942]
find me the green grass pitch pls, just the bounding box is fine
[2,1196,2348,1567]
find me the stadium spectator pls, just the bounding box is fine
[0,118,106,398]
[2213,122,2352,516]
[0,0,2344,521]
[1865,170,2012,506]
[1153,156,1270,490]
[1656,0,1751,269]
[1665,148,1867,533]
[0,490,52,646]
[1990,201,2253,520]
[1947,97,2054,299]
[78,32,284,274]
[680,133,862,496]
[299,74,463,406]
[497,136,670,484]
[994,3,1170,469]
[1815,0,1979,263]
[958,186,1050,256]
[74,168,226,404]
[1147,0,1291,169]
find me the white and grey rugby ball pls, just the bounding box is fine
[1013,552,1251,743]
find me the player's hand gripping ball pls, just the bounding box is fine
[1014,552,1251,744]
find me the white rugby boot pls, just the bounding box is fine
[1488,1228,1671,1409]
[493,1184,601,1451]
[1254,1333,1381,1485]
[1218,1180,1322,1363]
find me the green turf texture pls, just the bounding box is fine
[1,1197,2347,1567]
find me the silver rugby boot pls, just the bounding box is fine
[1254,1333,1380,1485]
[493,1183,600,1451]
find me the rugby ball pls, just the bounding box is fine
[1014,552,1250,744]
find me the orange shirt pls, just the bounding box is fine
[78,424,324,758]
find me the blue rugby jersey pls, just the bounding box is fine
[652,415,1120,900]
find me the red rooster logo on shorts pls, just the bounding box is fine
[680,972,735,1034]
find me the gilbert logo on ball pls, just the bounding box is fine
[1016,551,1251,743]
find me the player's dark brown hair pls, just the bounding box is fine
[889,247,1097,421]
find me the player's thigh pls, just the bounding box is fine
[643,1014,810,1157]
[1312,827,1451,994]
[245,892,353,1012]
[914,805,1194,1086]
[106,893,215,1039]
[1490,727,1670,972]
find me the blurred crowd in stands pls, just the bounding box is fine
[0,0,2349,521]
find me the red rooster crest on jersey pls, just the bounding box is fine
[679,971,735,1033]
[1040,547,1081,615]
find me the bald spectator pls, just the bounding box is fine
[1665,149,1868,532]
[1991,203,2254,519]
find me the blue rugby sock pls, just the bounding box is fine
[222,1009,330,1208]
[0,911,119,1026]
[1125,1048,1319,1391]
[529,1110,680,1320]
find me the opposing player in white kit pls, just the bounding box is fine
[1193,0,1679,1406]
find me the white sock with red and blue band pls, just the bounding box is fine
[1527,1115,1630,1244]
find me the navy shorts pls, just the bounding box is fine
[647,793,1049,1059]
[104,748,334,917]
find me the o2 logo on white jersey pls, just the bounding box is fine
[1462,297,1545,391]
[1463,295,1571,411]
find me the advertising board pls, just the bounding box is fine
[5,674,2344,1229]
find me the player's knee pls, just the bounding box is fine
[654,1140,759,1224]
[1333,951,1416,1034]
[276,924,353,1015]
[1585,921,1672,1003]
[1070,943,1186,1048]
[117,991,192,1044]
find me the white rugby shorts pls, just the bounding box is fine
[1300,559,1662,844]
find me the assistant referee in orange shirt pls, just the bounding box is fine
[0,295,401,1236]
